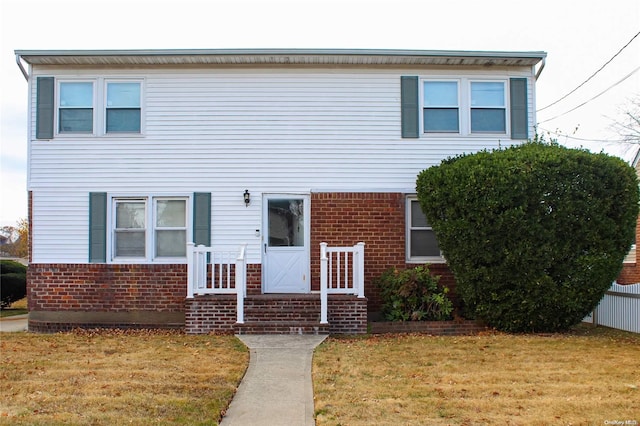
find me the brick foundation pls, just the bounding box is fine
[27,263,188,331]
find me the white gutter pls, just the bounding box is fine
[535,57,546,80]
[15,54,29,81]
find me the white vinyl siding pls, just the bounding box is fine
[28,67,536,263]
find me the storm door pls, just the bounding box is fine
[263,195,310,293]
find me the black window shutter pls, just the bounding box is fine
[36,77,55,139]
[510,78,529,140]
[89,192,107,263]
[193,193,211,246]
[401,76,419,138]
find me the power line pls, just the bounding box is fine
[537,30,640,112]
[537,65,640,124]
[538,127,630,144]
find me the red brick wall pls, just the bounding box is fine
[185,295,237,334]
[310,192,456,312]
[28,191,33,263]
[617,214,640,284]
[28,263,187,312]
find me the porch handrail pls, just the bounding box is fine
[186,242,247,324]
[320,242,365,324]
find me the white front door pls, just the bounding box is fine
[263,194,310,293]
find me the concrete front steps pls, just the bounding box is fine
[185,293,367,335]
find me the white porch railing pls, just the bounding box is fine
[320,242,365,324]
[186,242,247,324]
[583,282,640,333]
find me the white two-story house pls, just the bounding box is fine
[16,48,546,334]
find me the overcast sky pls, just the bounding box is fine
[1,0,639,226]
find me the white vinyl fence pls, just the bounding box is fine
[583,282,640,333]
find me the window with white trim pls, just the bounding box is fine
[406,197,443,262]
[470,81,506,133]
[423,81,459,133]
[106,82,141,133]
[111,196,188,261]
[422,78,508,136]
[55,79,142,136]
[59,81,94,133]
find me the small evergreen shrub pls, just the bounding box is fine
[416,140,639,332]
[1,260,27,308]
[375,266,453,321]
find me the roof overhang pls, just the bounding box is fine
[15,48,546,68]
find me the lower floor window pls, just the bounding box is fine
[112,196,188,261]
[407,196,443,262]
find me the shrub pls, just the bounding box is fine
[416,140,639,332]
[1,260,27,308]
[375,266,453,321]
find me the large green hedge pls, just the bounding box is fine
[1,260,27,308]
[416,141,639,332]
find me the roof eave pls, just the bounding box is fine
[14,48,547,67]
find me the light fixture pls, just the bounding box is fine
[243,189,250,207]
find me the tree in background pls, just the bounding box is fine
[0,218,28,259]
[609,95,640,144]
[416,139,639,332]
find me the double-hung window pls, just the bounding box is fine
[59,82,94,133]
[470,81,506,133]
[418,78,510,136]
[406,197,443,262]
[114,199,146,258]
[423,81,459,133]
[154,199,187,257]
[112,196,188,261]
[52,79,142,136]
[106,82,141,133]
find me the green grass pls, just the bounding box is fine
[0,298,27,317]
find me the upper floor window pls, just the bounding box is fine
[470,81,506,133]
[423,81,459,133]
[420,79,508,136]
[53,78,142,137]
[106,82,141,133]
[59,82,94,133]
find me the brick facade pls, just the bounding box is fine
[27,191,460,333]
[617,214,640,284]
[310,192,456,312]
[28,263,187,312]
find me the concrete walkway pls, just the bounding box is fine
[220,334,328,426]
[0,314,28,332]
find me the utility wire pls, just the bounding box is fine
[537,30,640,112]
[537,65,640,124]
[538,127,630,143]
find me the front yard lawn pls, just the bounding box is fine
[313,325,640,425]
[0,330,248,425]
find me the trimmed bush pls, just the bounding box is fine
[375,266,453,321]
[1,260,27,308]
[416,141,639,332]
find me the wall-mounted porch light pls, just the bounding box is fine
[244,189,250,207]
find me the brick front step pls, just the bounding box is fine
[185,293,367,335]
[243,294,322,323]
[234,321,329,335]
